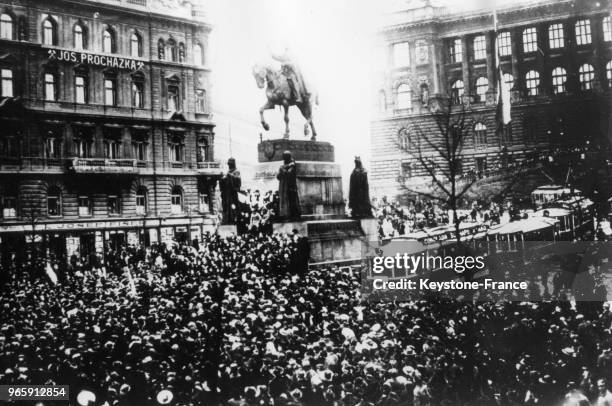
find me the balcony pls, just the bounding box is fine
[195,161,222,175]
[0,157,65,173]
[70,158,139,174]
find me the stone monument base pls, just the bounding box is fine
[273,218,378,267]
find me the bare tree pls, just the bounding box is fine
[399,97,524,243]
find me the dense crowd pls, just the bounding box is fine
[1,228,612,405]
[373,196,513,239]
[233,190,278,234]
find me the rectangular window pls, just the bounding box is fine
[449,38,462,63]
[1,69,13,97]
[199,193,209,213]
[575,19,592,45]
[169,144,183,162]
[167,86,179,111]
[75,76,87,103]
[132,142,147,161]
[45,138,61,158]
[392,42,410,67]
[107,195,121,215]
[44,73,56,101]
[0,15,13,40]
[549,23,564,49]
[132,82,143,108]
[78,196,91,217]
[195,89,206,113]
[604,16,612,42]
[105,140,120,159]
[104,79,116,106]
[496,32,512,56]
[74,137,92,158]
[522,27,538,53]
[401,162,412,178]
[473,35,486,60]
[2,197,16,218]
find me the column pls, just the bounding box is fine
[511,28,522,92]
[591,15,605,90]
[433,40,445,94]
[461,36,471,95]
[485,31,495,88]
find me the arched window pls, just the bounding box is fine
[551,67,567,94]
[103,28,115,53]
[170,186,183,214]
[135,187,147,215]
[158,38,165,60]
[130,32,142,57]
[0,13,13,40]
[42,17,56,45]
[131,79,144,108]
[474,122,487,147]
[194,43,203,66]
[450,79,464,105]
[578,64,595,91]
[525,70,540,96]
[607,60,612,88]
[398,128,411,151]
[178,42,185,63]
[165,38,177,62]
[475,77,488,102]
[396,83,411,109]
[74,23,86,49]
[47,186,62,217]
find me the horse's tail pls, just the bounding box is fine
[315,93,319,106]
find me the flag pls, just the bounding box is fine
[45,262,58,285]
[494,10,511,129]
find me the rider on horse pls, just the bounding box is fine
[271,48,309,105]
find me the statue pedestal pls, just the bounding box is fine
[259,138,371,267]
[255,139,344,220]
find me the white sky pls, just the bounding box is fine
[208,0,379,176]
[206,0,536,176]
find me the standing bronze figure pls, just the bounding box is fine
[349,156,373,218]
[252,49,318,140]
[219,158,242,225]
[277,151,301,220]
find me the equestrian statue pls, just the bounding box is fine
[252,48,318,140]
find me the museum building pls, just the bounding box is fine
[0,0,221,263]
[370,0,612,198]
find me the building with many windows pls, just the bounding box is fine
[371,0,612,198]
[0,0,221,263]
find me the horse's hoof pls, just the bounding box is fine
[310,136,316,141]
[262,123,270,131]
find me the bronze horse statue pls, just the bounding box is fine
[252,64,318,141]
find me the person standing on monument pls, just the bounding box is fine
[277,151,301,220]
[349,156,373,218]
[220,158,242,225]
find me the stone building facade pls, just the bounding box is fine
[0,0,221,263]
[371,0,612,199]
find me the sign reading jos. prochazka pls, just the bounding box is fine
[46,48,145,71]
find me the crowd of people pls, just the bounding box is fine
[373,196,511,239]
[1,227,612,405]
[230,190,278,235]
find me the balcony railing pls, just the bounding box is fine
[71,158,139,173]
